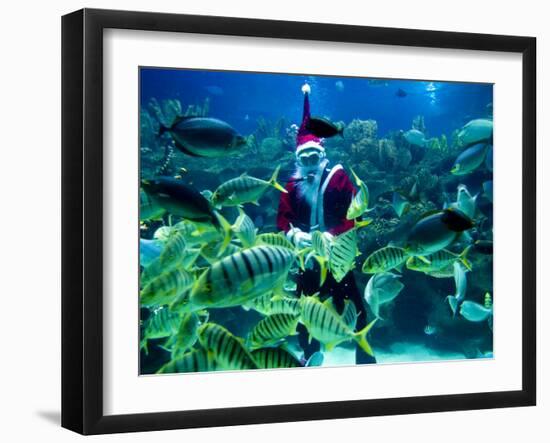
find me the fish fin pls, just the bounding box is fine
[305,351,324,367]
[459,246,473,271]
[446,295,458,317]
[213,211,232,256]
[349,167,363,187]
[315,256,328,286]
[269,165,288,193]
[417,255,431,265]
[355,218,373,229]
[140,339,149,355]
[354,319,377,357]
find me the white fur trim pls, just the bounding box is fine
[296,140,325,155]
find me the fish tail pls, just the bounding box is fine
[213,211,232,256]
[354,318,377,356]
[349,167,363,187]
[446,295,458,317]
[296,247,312,271]
[315,256,328,286]
[355,218,373,229]
[270,165,288,193]
[140,338,149,355]
[459,245,473,271]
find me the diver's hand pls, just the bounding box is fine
[287,228,312,248]
[322,232,334,243]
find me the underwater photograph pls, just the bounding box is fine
[138,68,494,375]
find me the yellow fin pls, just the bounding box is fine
[354,318,377,357]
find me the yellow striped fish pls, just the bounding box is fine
[251,347,302,369]
[159,232,187,267]
[248,313,300,349]
[242,294,301,317]
[346,168,372,220]
[300,296,376,356]
[140,306,181,354]
[200,242,241,265]
[198,323,258,370]
[157,348,218,374]
[329,229,360,282]
[164,311,208,359]
[140,267,194,307]
[211,166,287,208]
[190,246,295,309]
[362,246,408,274]
[405,246,472,273]
[255,232,295,250]
[232,208,257,248]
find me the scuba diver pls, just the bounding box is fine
[277,83,376,365]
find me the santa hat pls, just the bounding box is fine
[296,83,325,155]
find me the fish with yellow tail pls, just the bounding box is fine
[329,228,361,282]
[346,167,373,223]
[163,311,209,359]
[140,306,181,354]
[362,246,408,274]
[299,296,377,356]
[406,246,472,274]
[159,231,187,268]
[211,165,287,209]
[231,207,257,248]
[198,323,259,370]
[157,348,218,374]
[140,266,195,307]
[187,245,295,311]
[255,232,295,250]
[247,313,300,349]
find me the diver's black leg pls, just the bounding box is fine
[296,268,322,361]
[297,322,320,361]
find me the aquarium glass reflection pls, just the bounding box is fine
[139,68,494,375]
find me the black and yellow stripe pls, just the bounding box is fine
[248,313,299,348]
[191,246,294,308]
[329,229,359,282]
[300,297,352,346]
[159,232,187,267]
[198,323,258,370]
[140,267,194,307]
[157,348,218,374]
[251,347,302,369]
[362,246,407,274]
[256,232,295,250]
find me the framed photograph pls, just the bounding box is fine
[62,8,536,435]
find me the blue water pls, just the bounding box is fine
[139,67,493,375]
[140,68,492,141]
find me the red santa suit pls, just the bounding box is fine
[276,83,375,365]
[277,165,356,236]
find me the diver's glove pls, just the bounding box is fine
[322,231,334,243]
[287,227,312,248]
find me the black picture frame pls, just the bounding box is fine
[62,8,537,435]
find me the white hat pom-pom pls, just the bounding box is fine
[301,83,311,94]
